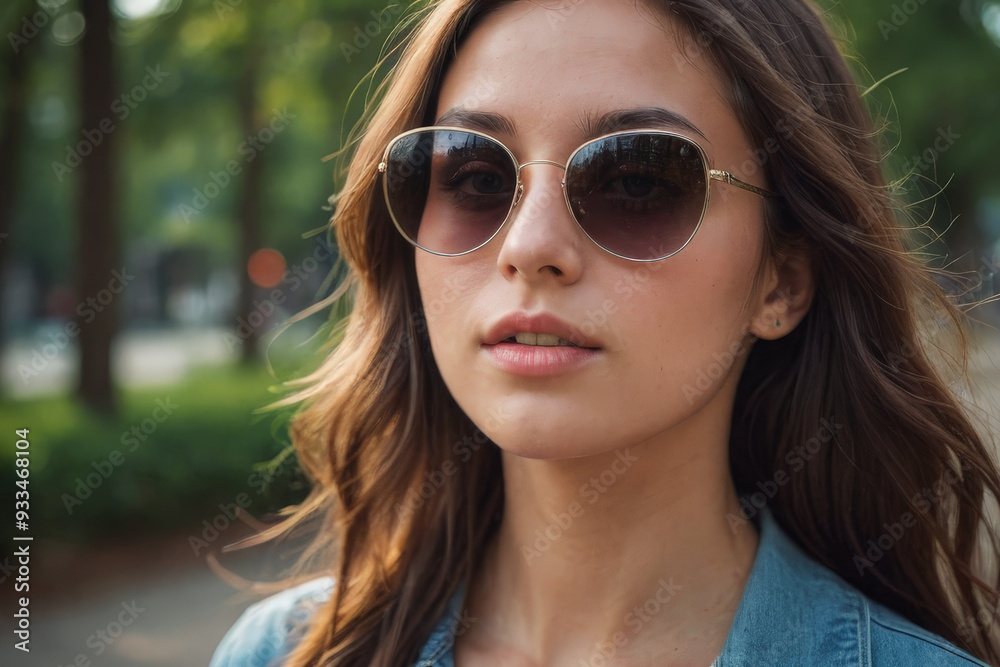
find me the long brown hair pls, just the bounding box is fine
[240,0,1000,664]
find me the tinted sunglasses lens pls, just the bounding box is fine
[565,133,708,260]
[384,130,517,255]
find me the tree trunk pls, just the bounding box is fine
[236,44,263,363]
[0,0,38,350]
[76,0,119,414]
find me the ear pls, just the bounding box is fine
[748,251,815,340]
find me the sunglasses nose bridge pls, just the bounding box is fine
[512,159,567,208]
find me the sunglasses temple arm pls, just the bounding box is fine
[709,169,779,199]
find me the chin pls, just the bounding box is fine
[487,428,622,462]
[493,443,583,461]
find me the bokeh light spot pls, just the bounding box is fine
[247,248,286,288]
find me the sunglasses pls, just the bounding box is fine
[377,126,778,262]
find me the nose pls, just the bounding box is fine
[495,163,585,285]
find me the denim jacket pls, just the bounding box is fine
[209,509,987,666]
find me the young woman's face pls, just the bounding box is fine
[415,0,775,459]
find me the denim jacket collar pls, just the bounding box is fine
[410,508,986,666]
[413,576,469,666]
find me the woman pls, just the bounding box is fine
[210,0,1000,664]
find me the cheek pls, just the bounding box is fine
[415,254,486,360]
[614,231,761,391]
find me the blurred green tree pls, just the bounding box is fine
[821,0,1000,264]
[76,0,120,413]
[0,0,37,349]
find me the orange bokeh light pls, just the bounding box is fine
[247,248,286,288]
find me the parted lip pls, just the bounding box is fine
[482,312,602,349]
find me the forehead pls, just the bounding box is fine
[435,0,741,150]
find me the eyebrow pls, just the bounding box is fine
[434,107,518,136]
[577,107,708,142]
[433,105,708,142]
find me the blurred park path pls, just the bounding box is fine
[0,326,236,399]
[1,530,285,667]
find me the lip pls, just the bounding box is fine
[482,312,602,349]
[481,312,602,377]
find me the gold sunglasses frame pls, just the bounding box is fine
[377,125,779,262]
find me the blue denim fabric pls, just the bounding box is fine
[209,509,988,666]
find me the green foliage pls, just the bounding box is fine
[0,364,309,545]
[8,0,405,288]
[817,0,1000,251]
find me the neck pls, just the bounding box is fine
[457,409,759,666]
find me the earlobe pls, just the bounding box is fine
[749,253,815,340]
